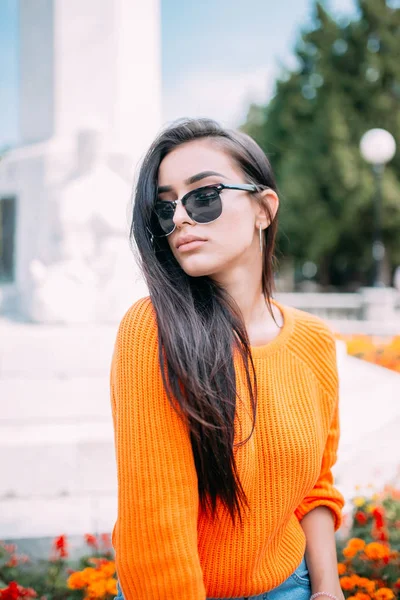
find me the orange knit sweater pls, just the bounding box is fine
[110,296,344,599]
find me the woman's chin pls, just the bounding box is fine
[178,257,220,279]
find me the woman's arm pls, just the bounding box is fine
[301,506,344,600]
[296,332,345,600]
[110,299,206,600]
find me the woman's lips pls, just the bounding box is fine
[177,240,207,252]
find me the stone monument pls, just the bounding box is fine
[0,0,161,322]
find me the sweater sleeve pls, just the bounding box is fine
[110,299,206,599]
[294,333,345,531]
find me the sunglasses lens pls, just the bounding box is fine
[151,187,222,237]
[186,188,222,223]
[153,201,175,236]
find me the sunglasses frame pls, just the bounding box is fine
[148,182,262,238]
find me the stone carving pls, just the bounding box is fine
[27,128,148,323]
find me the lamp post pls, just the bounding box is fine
[359,128,396,287]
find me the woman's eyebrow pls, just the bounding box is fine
[157,171,227,194]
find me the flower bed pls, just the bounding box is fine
[337,484,400,599]
[0,534,116,599]
[1,486,399,599]
[335,334,400,373]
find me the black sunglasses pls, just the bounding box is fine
[148,182,263,238]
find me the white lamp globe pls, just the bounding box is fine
[360,128,396,165]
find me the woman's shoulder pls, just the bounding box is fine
[285,303,336,348]
[280,303,338,377]
[119,295,155,326]
[114,295,158,354]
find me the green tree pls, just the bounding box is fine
[242,0,400,288]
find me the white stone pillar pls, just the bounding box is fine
[18,0,162,157]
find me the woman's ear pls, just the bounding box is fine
[256,188,279,228]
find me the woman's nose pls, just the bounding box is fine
[172,199,194,227]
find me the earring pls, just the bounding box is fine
[259,224,263,255]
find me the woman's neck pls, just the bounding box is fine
[211,264,282,345]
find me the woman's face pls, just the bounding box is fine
[157,138,275,279]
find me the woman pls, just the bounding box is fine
[110,118,345,600]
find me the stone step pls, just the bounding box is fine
[0,493,117,539]
[0,377,111,423]
[1,330,399,540]
[0,433,116,497]
[0,322,117,378]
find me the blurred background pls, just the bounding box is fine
[0,0,399,593]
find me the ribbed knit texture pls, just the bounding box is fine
[110,296,345,600]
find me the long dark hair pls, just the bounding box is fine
[131,118,279,526]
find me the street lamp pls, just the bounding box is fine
[359,128,396,287]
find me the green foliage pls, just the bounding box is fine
[242,0,400,288]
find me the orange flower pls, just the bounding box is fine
[343,334,400,372]
[374,589,395,600]
[340,576,355,590]
[358,578,376,594]
[67,571,87,589]
[350,575,375,593]
[67,560,117,598]
[343,538,366,558]
[100,561,116,578]
[337,563,346,575]
[86,580,107,599]
[105,579,118,596]
[353,593,370,600]
[364,542,390,561]
[343,546,358,558]
[346,336,375,356]
[80,566,103,583]
[349,538,367,550]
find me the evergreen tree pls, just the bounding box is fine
[242,0,400,288]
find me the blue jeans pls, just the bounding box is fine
[115,555,311,600]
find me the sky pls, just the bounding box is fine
[0,0,356,148]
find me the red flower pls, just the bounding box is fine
[0,582,19,600]
[372,507,385,529]
[0,543,16,555]
[355,511,368,525]
[52,534,68,559]
[377,530,389,542]
[100,533,112,550]
[5,555,19,568]
[84,533,98,549]
[0,582,37,600]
